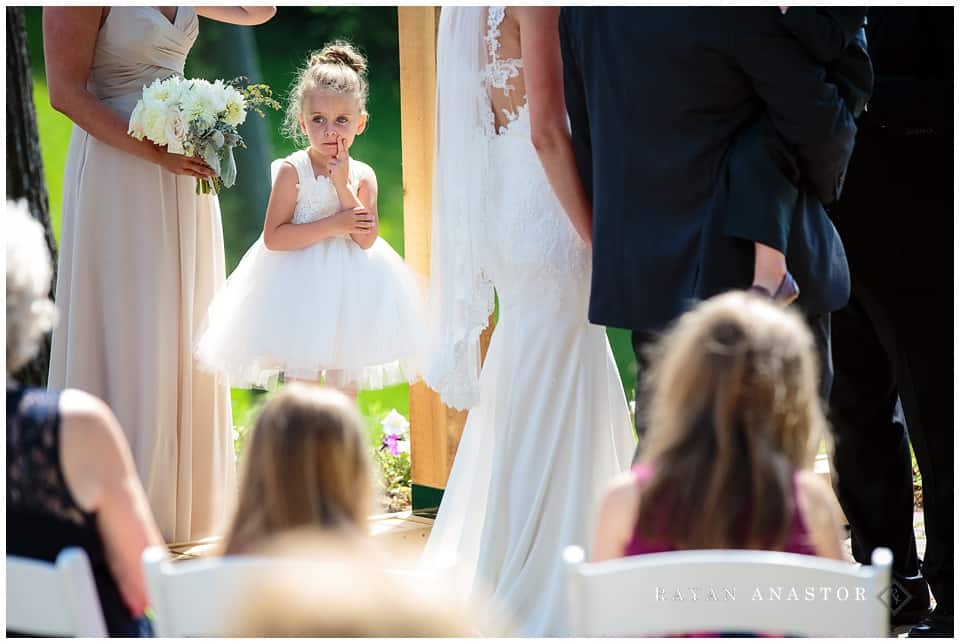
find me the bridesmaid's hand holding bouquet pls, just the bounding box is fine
[128,76,279,194]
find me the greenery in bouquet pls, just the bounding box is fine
[128,75,279,194]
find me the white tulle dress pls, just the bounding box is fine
[196,149,425,390]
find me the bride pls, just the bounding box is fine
[422,7,636,636]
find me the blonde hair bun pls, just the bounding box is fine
[311,42,367,76]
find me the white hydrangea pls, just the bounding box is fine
[179,79,225,128]
[142,76,182,106]
[139,102,170,145]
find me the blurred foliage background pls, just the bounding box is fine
[23,6,637,455]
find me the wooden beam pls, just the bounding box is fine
[398,7,495,495]
[398,7,452,492]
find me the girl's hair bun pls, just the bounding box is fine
[312,42,367,76]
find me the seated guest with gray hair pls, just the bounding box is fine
[6,200,164,637]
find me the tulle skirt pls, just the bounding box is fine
[196,234,426,390]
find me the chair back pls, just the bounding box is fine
[563,546,892,637]
[7,548,108,636]
[142,545,442,637]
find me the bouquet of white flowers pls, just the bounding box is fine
[128,75,278,194]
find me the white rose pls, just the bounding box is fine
[163,107,186,154]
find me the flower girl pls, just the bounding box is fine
[197,42,424,395]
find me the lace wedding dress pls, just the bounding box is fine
[422,7,636,636]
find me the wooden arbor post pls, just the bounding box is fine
[398,7,492,513]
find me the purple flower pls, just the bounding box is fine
[383,433,401,457]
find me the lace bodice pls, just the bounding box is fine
[7,387,92,527]
[273,150,366,229]
[482,7,529,137]
[425,6,590,411]
[476,7,589,307]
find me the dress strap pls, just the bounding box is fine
[269,149,311,186]
[288,149,315,184]
[485,7,507,61]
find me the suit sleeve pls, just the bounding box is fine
[559,10,593,201]
[781,7,867,63]
[733,11,857,205]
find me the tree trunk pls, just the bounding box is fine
[6,6,56,387]
[186,22,273,273]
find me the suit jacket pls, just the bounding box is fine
[559,7,858,332]
[705,115,851,313]
[782,7,872,117]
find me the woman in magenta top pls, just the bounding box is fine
[593,292,845,562]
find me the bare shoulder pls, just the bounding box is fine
[59,389,130,511]
[274,160,299,186]
[598,470,642,518]
[591,469,641,561]
[60,388,116,432]
[59,389,128,469]
[351,158,377,184]
[352,159,378,200]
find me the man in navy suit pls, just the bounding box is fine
[559,7,857,431]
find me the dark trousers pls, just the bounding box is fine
[829,277,953,610]
[827,122,953,612]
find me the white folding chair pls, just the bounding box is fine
[564,545,892,637]
[142,545,448,636]
[7,547,108,636]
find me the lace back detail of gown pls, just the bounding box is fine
[483,7,528,136]
[6,389,91,526]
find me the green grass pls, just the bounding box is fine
[229,382,410,468]
[31,79,72,241]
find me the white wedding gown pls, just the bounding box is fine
[421,7,636,636]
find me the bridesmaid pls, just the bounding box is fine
[44,6,276,542]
